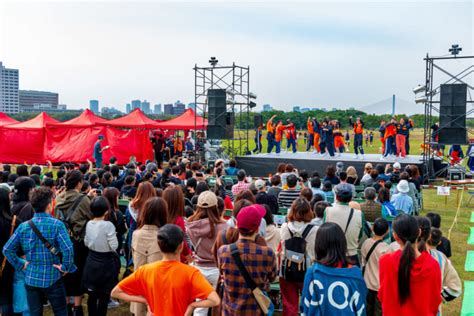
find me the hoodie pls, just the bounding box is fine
[55,190,92,241]
[378,250,442,316]
[186,219,227,267]
[301,263,368,316]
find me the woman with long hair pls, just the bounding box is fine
[131,197,168,316]
[103,187,126,253]
[377,187,397,219]
[162,186,192,263]
[186,191,227,316]
[379,214,441,315]
[301,222,367,315]
[11,177,35,222]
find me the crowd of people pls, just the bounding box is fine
[0,154,462,316]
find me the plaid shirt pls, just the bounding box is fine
[2,213,76,288]
[218,239,277,316]
[231,181,251,197]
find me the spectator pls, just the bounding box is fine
[300,187,313,202]
[11,176,36,222]
[112,224,220,315]
[103,187,126,253]
[55,170,92,315]
[3,187,76,316]
[390,180,413,214]
[390,162,401,183]
[82,196,119,316]
[361,218,390,316]
[255,179,279,214]
[324,183,364,266]
[279,197,318,315]
[311,201,329,227]
[426,212,451,257]
[163,186,193,263]
[131,197,168,316]
[0,187,15,315]
[321,180,335,203]
[398,172,419,215]
[263,205,280,253]
[378,214,441,315]
[278,174,301,208]
[339,171,356,197]
[309,177,326,201]
[217,205,276,315]
[361,162,373,183]
[335,161,344,177]
[301,222,367,315]
[323,165,340,185]
[360,187,382,222]
[231,170,251,197]
[267,175,282,198]
[225,159,238,176]
[346,166,359,185]
[280,164,297,187]
[377,187,398,219]
[120,175,137,199]
[16,164,29,177]
[362,169,378,188]
[375,164,390,182]
[187,191,227,316]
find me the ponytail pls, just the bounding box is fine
[398,239,415,304]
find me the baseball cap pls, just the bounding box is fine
[236,204,266,232]
[255,179,266,190]
[334,183,353,198]
[393,162,401,169]
[197,191,218,208]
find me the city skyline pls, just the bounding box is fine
[1,1,472,113]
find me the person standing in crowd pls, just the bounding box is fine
[253,123,264,154]
[82,196,119,316]
[93,135,110,169]
[382,117,397,159]
[231,170,251,197]
[360,187,382,222]
[187,191,227,316]
[391,180,413,215]
[174,136,184,157]
[349,115,365,159]
[285,120,297,153]
[103,187,126,253]
[218,204,276,315]
[301,222,367,315]
[275,119,286,154]
[378,214,441,316]
[0,187,15,316]
[11,176,36,222]
[361,218,390,316]
[324,183,364,265]
[279,198,318,315]
[112,224,220,315]
[426,212,451,258]
[278,174,302,208]
[151,133,165,169]
[131,197,168,316]
[396,117,411,159]
[3,187,76,316]
[55,170,92,316]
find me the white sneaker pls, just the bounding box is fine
[353,154,359,159]
[380,156,386,161]
[360,155,365,160]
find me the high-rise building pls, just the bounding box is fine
[293,106,301,112]
[301,108,310,113]
[263,104,272,112]
[19,90,58,112]
[141,100,151,114]
[164,103,174,115]
[173,100,185,116]
[154,103,162,114]
[0,62,19,114]
[131,100,141,111]
[126,103,131,113]
[90,100,99,113]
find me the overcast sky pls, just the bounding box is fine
[1,0,472,112]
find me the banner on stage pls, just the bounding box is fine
[437,186,451,196]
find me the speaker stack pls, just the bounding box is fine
[206,89,234,139]
[438,84,467,144]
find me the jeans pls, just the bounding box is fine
[326,138,335,156]
[306,134,314,151]
[354,134,364,155]
[87,291,110,316]
[280,278,303,316]
[384,136,396,156]
[275,141,281,153]
[26,279,67,316]
[266,133,275,153]
[193,266,219,316]
[287,138,297,153]
[95,159,103,169]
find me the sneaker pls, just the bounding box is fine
[108,299,120,309]
[380,156,386,161]
[353,154,359,159]
[360,155,365,160]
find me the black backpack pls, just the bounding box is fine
[281,224,314,282]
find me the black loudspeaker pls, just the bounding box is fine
[207,89,234,139]
[254,114,262,128]
[438,84,467,144]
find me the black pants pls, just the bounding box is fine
[366,289,382,316]
[87,291,110,316]
[155,151,163,169]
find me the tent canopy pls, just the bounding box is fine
[6,112,59,129]
[157,108,207,130]
[0,112,19,126]
[48,109,108,127]
[101,108,161,128]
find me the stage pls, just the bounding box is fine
[235,152,425,177]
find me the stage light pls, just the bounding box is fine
[249,101,257,108]
[209,57,218,67]
[415,96,428,104]
[249,92,257,99]
[449,44,462,56]
[413,85,427,94]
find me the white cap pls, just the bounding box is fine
[255,179,266,190]
[393,162,401,169]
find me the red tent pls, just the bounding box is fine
[0,112,59,163]
[101,108,161,128]
[47,109,108,127]
[157,108,207,130]
[0,112,18,126]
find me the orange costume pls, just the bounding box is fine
[174,138,183,153]
[275,123,286,142]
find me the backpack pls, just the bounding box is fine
[281,224,314,282]
[57,194,86,241]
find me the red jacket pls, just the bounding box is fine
[378,250,441,316]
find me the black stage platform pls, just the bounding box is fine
[235,152,425,177]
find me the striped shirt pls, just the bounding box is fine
[278,189,301,208]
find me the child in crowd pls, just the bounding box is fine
[311,201,329,228]
[322,181,334,203]
[426,212,452,258]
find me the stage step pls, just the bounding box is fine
[461,281,474,316]
[468,227,474,245]
[466,251,474,272]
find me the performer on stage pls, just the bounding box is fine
[253,122,264,154]
[349,116,365,159]
[396,117,411,158]
[313,117,321,154]
[274,120,286,154]
[285,120,297,153]
[93,134,110,168]
[382,117,397,159]
[345,130,350,150]
[320,121,335,157]
[379,120,386,154]
[266,114,277,153]
[306,117,314,152]
[405,118,414,155]
[333,121,345,157]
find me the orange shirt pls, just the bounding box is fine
[307,120,314,134]
[266,120,274,134]
[118,260,214,315]
[384,124,397,139]
[354,122,363,134]
[275,124,286,142]
[174,139,183,152]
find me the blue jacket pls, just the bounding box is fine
[301,263,367,316]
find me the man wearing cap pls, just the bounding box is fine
[390,162,401,183]
[112,224,220,315]
[93,135,109,169]
[218,205,277,315]
[390,180,413,215]
[255,179,278,214]
[324,183,364,266]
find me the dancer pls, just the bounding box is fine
[306,117,314,152]
[253,122,263,154]
[321,121,335,157]
[405,119,414,155]
[285,120,297,153]
[266,114,277,153]
[396,117,411,158]
[349,116,365,159]
[379,120,386,155]
[382,117,397,159]
[345,130,350,151]
[275,120,286,154]
[333,121,345,157]
[313,117,321,153]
